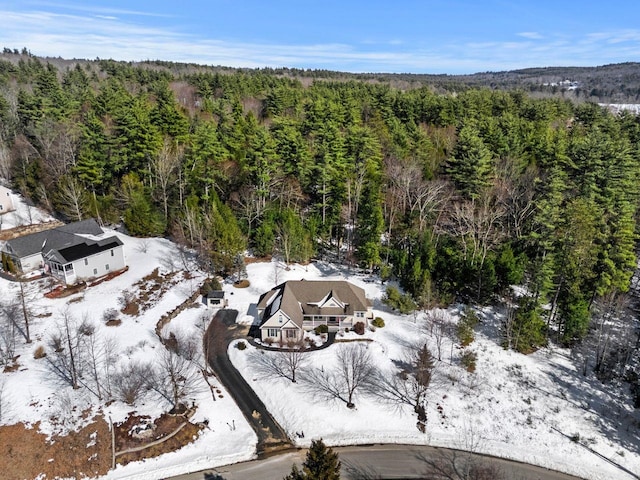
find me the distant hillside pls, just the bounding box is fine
[1,48,639,103]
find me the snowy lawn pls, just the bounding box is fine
[0,216,256,479]
[228,259,640,480]
[1,187,638,480]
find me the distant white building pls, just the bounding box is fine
[0,185,15,215]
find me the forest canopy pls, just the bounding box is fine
[1,52,640,351]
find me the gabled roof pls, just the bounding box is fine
[258,280,372,329]
[4,219,104,258]
[204,290,225,299]
[44,236,123,264]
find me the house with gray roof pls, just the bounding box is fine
[1,218,126,284]
[257,280,373,343]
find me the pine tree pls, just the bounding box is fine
[446,124,493,199]
[284,439,341,480]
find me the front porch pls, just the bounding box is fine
[302,315,354,332]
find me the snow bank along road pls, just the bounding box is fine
[171,444,585,479]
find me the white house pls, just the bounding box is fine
[43,236,126,285]
[1,218,127,284]
[0,185,14,215]
[257,280,374,343]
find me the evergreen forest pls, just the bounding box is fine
[1,50,640,362]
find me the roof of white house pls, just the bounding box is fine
[3,218,104,258]
[258,280,372,329]
[44,236,123,264]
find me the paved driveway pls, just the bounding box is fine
[204,309,292,455]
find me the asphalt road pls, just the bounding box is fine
[198,312,585,480]
[170,444,585,480]
[204,309,292,454]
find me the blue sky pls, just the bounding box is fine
[1,0,639,74]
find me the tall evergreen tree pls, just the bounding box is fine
[446,124,493,199]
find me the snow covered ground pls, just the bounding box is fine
[0,187,55,230]
[1,189,638,480]
[227,260,640,480]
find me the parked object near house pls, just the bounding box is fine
[1,218,126,284]
[0,185,15,215]
[203,290,227,308]
[257,280,374,343]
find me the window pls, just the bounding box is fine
[356,312,364,318]
[105,264,110,271]
[0,205,3,211]
[267,328,279,338]
[285,329,297,339]
[84,258,88,266]
[93,268,97,275]
[278,315,283,323]
[110,249,114,257]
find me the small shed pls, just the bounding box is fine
[203,290,227,308]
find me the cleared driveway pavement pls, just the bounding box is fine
[204,309,291,455]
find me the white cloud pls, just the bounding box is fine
[29,1,174,18]
[1,8,640,74]
[518,32,543,40]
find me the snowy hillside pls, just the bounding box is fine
[0,190,638,480]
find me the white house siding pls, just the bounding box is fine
[71,245,126,282]
[19,253,44,273]
[0,186,14,214]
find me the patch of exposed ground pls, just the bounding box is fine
[113,412,204,466]
[0,417,111,480]
[0,412,205,479]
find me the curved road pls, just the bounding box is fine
[200,312,585,480]
[204,309,291,454]
[171,444,585,480]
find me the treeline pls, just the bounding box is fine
[1,55,640,352]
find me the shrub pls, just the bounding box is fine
[456,308,479,346]
[371,317,385,328]
[103,308,119,324]
[314,324,329,335]
[460,350,477,373]
[354,321,365,335]
[33,345,46,359]
[235,341,247,350]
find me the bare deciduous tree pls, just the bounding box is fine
[370,344,435,432]
[252,341,309,383]
[0,308,17,367]
[0,139,12,180]
[113,361,153,405]
[423,309,452,361]
[302,343,375,408]
[56,175,89,221]
[149,348,202,410]
[151,139,182,221]
[46,309,82,389]
[0,376,10,423]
